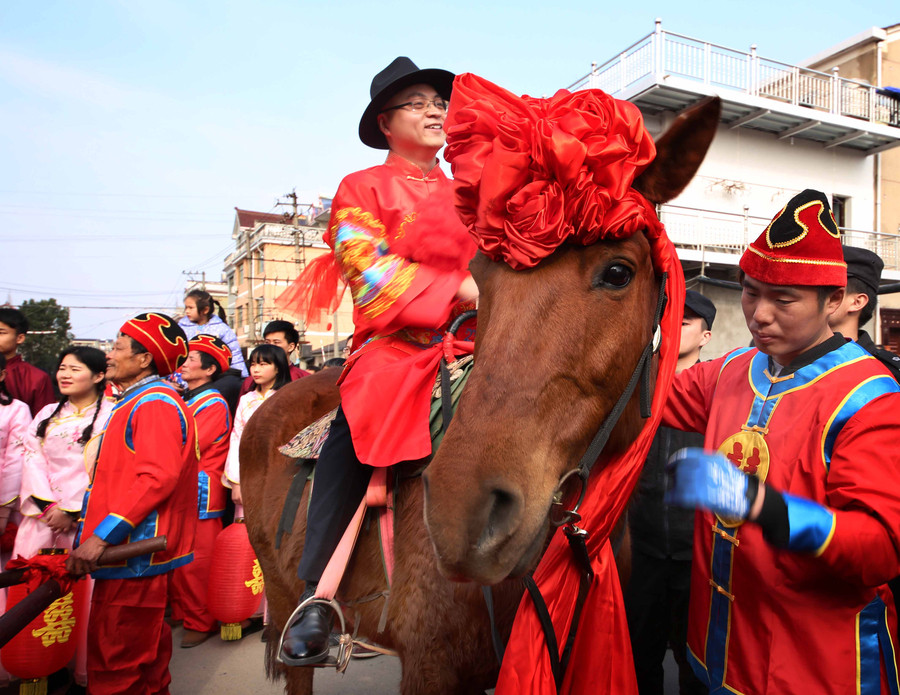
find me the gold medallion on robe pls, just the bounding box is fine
[714,429,770,528]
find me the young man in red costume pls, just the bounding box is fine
[0,307,55,417]
[67,313,197,695]
[665,190,900,694]
[278,56,477,665]
[171,334,233,648]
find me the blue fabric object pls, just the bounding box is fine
[783,492,835,554]
[665,447,750,520]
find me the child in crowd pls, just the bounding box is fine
[224,344,290,509]
[177,290,247,413]
[0,307,55,417]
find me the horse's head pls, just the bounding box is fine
[423,79,720,584]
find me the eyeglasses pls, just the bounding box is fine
[380,97,449,114]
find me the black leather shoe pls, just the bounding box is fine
[280,598,333,665]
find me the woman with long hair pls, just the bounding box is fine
[223,344,290,509]
[15,346,113,558]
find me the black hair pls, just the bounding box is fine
[816,286,842,310]
[0,354,10,405]
[186,289,226,322]
[323,357,346,369]
[683,308,711,333]
[248,344,291,391]
[127,337,158,375]
[196,351,224,379]
[0,307,28,335]
[36,347,107,444]
[848,277,877,327]
[263,320,300,346]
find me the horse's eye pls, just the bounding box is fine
[596,263,633,289]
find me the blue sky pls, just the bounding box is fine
[2,0,895,337]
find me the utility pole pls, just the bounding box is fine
[275,189,308,270]
[246,230,256,343]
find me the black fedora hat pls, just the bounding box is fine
[358,56,454,150]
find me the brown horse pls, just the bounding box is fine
[240,97,720,695]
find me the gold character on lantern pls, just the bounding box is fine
[244,559,264,596]
[32,593,76,647]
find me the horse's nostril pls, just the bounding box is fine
[477,486,523,550]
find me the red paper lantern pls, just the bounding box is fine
[207,519,264,640]
[1,578,87,695]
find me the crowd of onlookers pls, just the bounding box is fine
[0,293,339,692]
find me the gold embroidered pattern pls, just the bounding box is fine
[244,559,264,596]
[745,244,846,267]
[329,207,387,240]
[32,592,76,646]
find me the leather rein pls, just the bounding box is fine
[439,275,668,690]
[528,272,668,691]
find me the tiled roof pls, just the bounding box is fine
[234,208,290,229]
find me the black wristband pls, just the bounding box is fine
[753,484,790,547]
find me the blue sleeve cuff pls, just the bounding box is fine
[784,492,836,555]
[93,513,135,546]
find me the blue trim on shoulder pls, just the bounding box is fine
[823,374,900,469]
[784,493,835,554]
[190,392,231,441]
[719,347,753,374]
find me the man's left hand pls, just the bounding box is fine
[665,447,758,520]
[66,535,110,577]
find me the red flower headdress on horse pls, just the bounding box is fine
[443,73,688,694]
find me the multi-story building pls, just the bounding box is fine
[571,20,900,356]
[222,202,354,366]
[801,23,900,348]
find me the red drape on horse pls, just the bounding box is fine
[443,73,686,695]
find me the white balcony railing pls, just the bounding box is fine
[568,21,900,127]
[660,204,900,271]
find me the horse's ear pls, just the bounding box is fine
[633,96,721,205]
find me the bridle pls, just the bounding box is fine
[529,271,668,691]
[440,274,669,690]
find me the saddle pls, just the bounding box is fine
[275,354,475,634]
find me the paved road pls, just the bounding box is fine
[168,625,401,695]
[1,624,682,694]
[167,625,684,694]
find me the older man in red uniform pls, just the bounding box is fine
[665,190,900,694]
[171,334,233,648]
[68,313,197,695]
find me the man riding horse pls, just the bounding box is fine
[276,56,478,666]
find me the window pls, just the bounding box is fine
[256,297,265,324]
[257,253,265,275]
[238,262,244,283]
[237,305,244,328]
[832,195,848,230]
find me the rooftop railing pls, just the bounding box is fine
[568,21,900,127]
[660,204,900,271]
